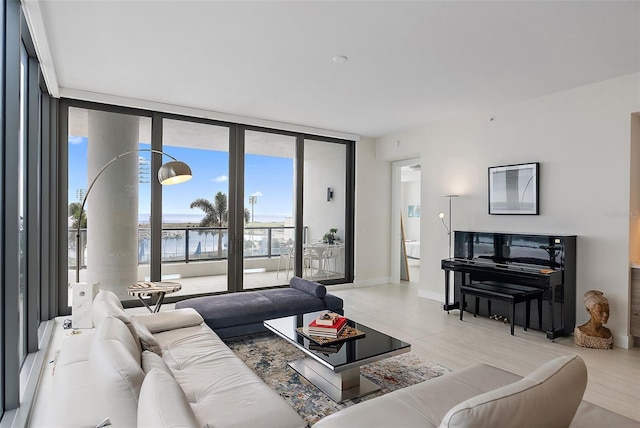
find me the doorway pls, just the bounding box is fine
[391,158,421,284]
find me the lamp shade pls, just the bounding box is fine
[158,161,192,185]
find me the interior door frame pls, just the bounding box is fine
[390,158,421,284]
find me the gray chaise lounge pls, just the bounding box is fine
[175,276,343,338]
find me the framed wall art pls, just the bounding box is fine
[488,162,539,215]
[408,204,420,218]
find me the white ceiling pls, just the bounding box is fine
[25,1,640,138]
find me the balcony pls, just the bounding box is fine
[68,225,344,300]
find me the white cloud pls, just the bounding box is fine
[213,175,228,183]
[251,191,263,197]
[68,135,85,145]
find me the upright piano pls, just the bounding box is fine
[441,231,576,340]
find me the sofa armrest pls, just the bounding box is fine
[440,355,587,428]
[132,308,204,333]
[290,276,326,298]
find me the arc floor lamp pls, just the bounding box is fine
[75,149,192,283]
[438,194,459,258]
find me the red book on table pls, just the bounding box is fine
[308,316,347,334]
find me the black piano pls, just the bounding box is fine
[441,231,576,340]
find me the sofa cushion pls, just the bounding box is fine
[154,324,304,428]
[290,276,327,298]
[141,350,173,376]
[176,292,274,328]
[133,318,163,356]
[440,355,587,428]
[90,316,145,428]
[176,288,342,331]
[138,369,200,428]
[93,290,143,355]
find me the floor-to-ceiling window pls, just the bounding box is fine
[1,1,54,422]
[18,40,28,367]
[303,138,348,282]
[59,101,355,309]
[1,0,6,417]
[243,130,297,289]
[161,118,231,295]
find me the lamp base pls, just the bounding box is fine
[72,282,99,329]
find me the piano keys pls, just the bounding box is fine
[441,231,576,340]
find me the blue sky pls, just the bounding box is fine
[68,137,294,222]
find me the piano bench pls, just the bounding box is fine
[459,281,545,335]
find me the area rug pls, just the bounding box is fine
[224,332,451,427]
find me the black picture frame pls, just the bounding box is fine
[488,162,539,215]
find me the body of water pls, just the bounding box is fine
[139,213,291,224]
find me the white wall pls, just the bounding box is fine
[354,137,392,286]
[374,73,640,348]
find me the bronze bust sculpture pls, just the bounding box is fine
[574,290,613,349]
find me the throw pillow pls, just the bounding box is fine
[132,319,163,356]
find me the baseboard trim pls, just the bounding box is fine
[613,334,634,350]
[352,277,391,288]
[418,289,442,302]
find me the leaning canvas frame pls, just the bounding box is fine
[488,162,539,215]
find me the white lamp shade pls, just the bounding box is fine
[158,161,192,185]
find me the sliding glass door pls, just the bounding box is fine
[243,130,297,289]
[161,119,230,296]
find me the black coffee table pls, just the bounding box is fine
[264,311,411,402]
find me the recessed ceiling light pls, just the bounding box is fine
[332,55,348,63]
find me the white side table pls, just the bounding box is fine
[127,281,182,313]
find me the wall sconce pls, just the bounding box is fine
[327,187,334,202]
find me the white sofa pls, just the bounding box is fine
[47,289,304,428]
[314,354,639,428]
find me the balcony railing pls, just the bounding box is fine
[69,226,297,268]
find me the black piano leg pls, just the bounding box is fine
[474,297,479,317]
[488,299,492,318]
[537,297,543,330]
[459,293,465,321]
[525,300,530,331]
[510,303,515,336]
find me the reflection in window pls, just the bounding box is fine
[18,43,28,365]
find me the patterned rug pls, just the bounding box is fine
[224,332,451,427]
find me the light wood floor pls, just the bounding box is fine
[331,282,640,422]
[31,278,639,425]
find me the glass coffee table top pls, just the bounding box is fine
[264,311,411,373]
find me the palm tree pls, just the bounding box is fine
[190,192,252,258]
[68,202,87,230]
[191,191,227,258]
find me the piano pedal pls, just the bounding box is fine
[489,314,510,325]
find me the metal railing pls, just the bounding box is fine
[69,225,297,268]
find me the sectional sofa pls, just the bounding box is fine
[47,285,638,428]
[47,289,304,427]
